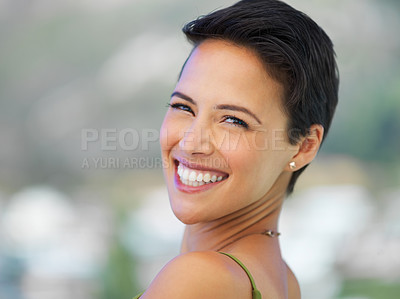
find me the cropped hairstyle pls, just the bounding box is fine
[180,0,339,194]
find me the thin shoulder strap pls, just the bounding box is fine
[219,252,262,299]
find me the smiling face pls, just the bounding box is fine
[160,39,298,224]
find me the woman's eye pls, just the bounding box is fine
[167,103,194,115]
[223,116,249,129]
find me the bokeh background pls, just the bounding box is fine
[1,0,399,298]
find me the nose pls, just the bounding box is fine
[178,119,215,156]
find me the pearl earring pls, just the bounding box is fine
[289,161,296,170]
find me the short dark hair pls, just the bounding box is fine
[181,0,339,194]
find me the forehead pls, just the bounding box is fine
[182,39,270,85]
[177,39,286,121]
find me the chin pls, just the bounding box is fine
[176,216,199,225]
[168,198,205,225]
[172,210,200,225]
[170,204,199,225]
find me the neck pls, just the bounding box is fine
[180,192,284,253]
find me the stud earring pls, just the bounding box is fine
[289,161,296,170]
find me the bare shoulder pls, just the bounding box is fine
[219,235,301,299]
[140,251,251,299]
[286,263,301,299]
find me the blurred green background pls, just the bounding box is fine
[0,0,399,298]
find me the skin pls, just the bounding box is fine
[141,39,323,298]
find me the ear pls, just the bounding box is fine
[286,124,324,172]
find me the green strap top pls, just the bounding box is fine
[132,291,143,299]
[133,252,262,299]
[219,252,262,299]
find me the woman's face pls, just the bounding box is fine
[160,39,296,224]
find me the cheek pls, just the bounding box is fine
[225,132,290,195]
[159,117,171,152]
[223,147,275,204]
[213,129,249,153]
[237,150,283,199]
[160,113,180,152]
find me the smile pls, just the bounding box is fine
[176,161,229,187]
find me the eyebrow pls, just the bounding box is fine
[215,104,261,124]
[170,91,262,124]
[171,91,196,105]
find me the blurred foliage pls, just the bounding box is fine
[97,209,140,299]
[324,73,400,164]
[337,279,400,299]
[0,254,25,299]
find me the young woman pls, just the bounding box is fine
[134,0,338,298]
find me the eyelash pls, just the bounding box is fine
[222,115,249,129]
[167,102,194,114]
[166,102,249,129]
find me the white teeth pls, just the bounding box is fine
[189,171,197,182]
[182,169,189,180]
[196,173,203,181]
[178,166,183,177]
[203,173,211,183]
[177,162,227,186]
